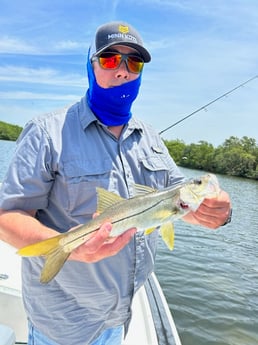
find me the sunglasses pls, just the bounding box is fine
[92,51,144,74]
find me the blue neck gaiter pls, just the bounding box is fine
[86,50,142,126]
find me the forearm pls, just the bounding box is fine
[0,209,137,263]
[0,209,58,249]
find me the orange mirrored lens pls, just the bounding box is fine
[127,56,144,73]
[98,52,144,73]
[99,54,122,69]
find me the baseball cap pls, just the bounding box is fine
[90,21,151,62]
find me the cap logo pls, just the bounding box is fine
[118,25,129,34]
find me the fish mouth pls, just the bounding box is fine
[179,201,189,210]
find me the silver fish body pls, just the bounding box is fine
[18,174,220,283]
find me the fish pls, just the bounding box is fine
[17,174,220,283]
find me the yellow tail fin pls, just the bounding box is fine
[40,246,70,284]
[17,235,63,256]
[17,234,70,284]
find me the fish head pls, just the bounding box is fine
[179,174,220,212]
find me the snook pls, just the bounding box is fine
[18,174,220,283]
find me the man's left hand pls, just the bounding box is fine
[183,190,232,229]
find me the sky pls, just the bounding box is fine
[0,0,258,146]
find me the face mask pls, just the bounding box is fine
[86,48,142,126]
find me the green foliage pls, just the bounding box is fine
[164,135,258,180]
[0,121,23,141]
[164,139,185,163]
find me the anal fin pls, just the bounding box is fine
[160,222,175,250]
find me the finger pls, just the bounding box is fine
[84,222,112,254]
[195,202,231,229]
[198,202,229,217]
[79,228,136,262]
[92,212,100,219]
[192,211,221,229]
[202,190,231,208]
[89,228,136,260]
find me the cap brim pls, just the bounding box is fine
[95,42,151,62]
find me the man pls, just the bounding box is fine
[0,21,231,344]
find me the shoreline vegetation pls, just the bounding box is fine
[0,121,23,141]
[1,121,257,180]
[165,137,258,180]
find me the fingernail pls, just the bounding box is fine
[105,223,112,232]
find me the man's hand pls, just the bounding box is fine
[69,221,136,263]
[183,190,232,229]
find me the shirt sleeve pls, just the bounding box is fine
[0,121,55,210]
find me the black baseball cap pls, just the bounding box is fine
[90,21,151,62]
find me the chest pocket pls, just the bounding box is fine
[139,155,169,188]
[63,158,113,217]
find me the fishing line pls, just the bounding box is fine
[159,75,258,135]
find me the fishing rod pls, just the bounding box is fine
[159,75,258,135]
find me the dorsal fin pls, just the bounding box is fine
[96,187,125,214]
[133,183,156,196]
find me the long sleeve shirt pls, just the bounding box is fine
[0,97,184,344]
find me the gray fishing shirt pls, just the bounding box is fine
[0,97,184,345]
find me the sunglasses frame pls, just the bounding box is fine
[92,51,144,74]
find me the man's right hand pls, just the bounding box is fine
[69,221,136,263]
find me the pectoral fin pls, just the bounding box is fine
[160,222,175,250]
[144,227,157,235]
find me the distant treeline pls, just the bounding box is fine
[165,136,258,179]
[0,121,23,141]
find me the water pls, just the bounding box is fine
[1,140,258,345]
[156,168,258,345]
